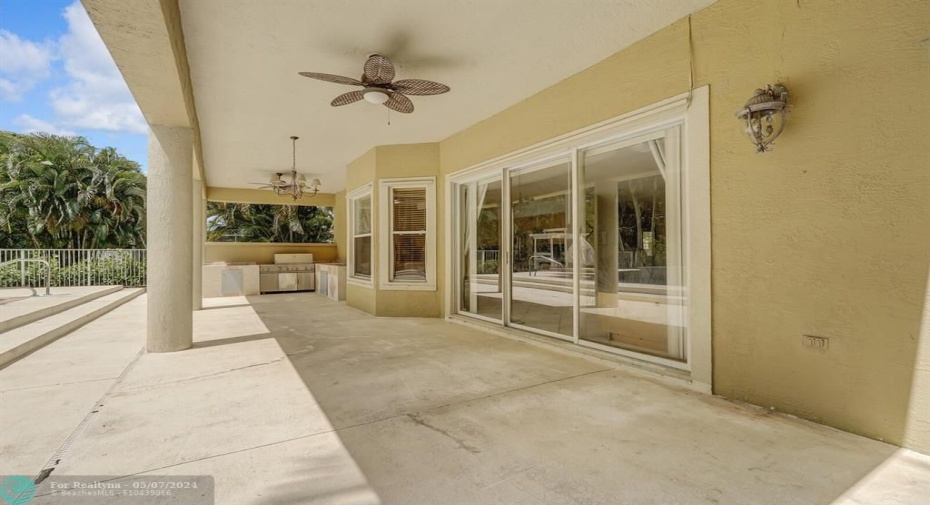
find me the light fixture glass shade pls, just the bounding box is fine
[364,90,390,104]
[270,173,282,184]
[310,178,322,188]
[736,85,789,152]
[296,173,306,184]
[741,109,786,150]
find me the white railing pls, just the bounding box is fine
[0,249,147,288]
[477,250,500,264]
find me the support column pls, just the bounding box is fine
[147,125,193,352]
[192,178,204,311]
[595,185,618,308]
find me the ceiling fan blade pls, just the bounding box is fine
[298,72,363,86]
[384,92,414,114]
[363,54,395,84]
[331,90,365,107]
[392,79,450,96]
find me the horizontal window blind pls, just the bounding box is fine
[391,188,427,281]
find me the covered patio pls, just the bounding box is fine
[3,293,928,504]
[3,0,926,502]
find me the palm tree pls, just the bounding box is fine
[0,131,146,249]
[206,202,333,243]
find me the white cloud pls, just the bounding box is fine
[14,114,77,136]
[0,30,55,101]
[48,1,147,135]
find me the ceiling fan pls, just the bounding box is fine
[298,54,450,114]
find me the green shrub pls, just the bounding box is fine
[478,259,499,275]
[0,251,146,288]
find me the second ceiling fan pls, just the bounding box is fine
[299,54,450,114]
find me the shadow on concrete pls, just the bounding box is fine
[234,292,928,505]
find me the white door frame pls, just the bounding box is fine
[444,87,711,391]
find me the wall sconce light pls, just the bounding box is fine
[736,84,789,152]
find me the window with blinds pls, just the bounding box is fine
[352,195,372,278]
[391,187,427,281]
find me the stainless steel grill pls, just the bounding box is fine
[259,254,315,294]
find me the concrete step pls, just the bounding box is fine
[0,286,124,333]
[0,287,145,369]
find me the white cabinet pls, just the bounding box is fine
[316,263,346,301]
[203,264,260,297]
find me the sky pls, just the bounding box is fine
[0,0,148,169]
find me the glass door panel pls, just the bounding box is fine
[458,177,503,321]
[578,130,687,361]
[508,158,574,339]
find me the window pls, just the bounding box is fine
[347,185,373,284]
[379,178,436,290]
[206,203,333,243]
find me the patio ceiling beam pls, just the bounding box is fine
[205,187,337,207]
[81,0,206,184]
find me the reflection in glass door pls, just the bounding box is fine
[508,158,574,339]
[578,130,686,361]
[459,177,503,321]
[452,126,689,368]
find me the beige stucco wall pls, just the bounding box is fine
[204,242,337,264]
[436,0,930,452]
[343,144,443,317]
[345,148,378,313]
[333,190,346,263]
[374,144,442,318]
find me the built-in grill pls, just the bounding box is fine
[259,254,315,294]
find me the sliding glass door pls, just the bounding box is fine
[452,126,687,367]
[578,128,686,362]
[508,157,573,339]
[458,177,503,321]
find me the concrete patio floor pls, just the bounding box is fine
[2,292,929,504]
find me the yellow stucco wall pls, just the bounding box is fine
[345,148,376,193]
[343,144,443,317]
[203,242,337,264]
[436,0,930,452]
[374,144,443,318]
[333,190,346,263]
[345,148,378,313]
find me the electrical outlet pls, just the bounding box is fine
[802,335,829,351]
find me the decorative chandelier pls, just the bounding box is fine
[268,136,321,200]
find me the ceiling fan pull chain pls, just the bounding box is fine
[387,108,391,126]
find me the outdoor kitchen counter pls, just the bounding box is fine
[202,263,260,297]
[316,263,346,301]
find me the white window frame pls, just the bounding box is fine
[379,177,437,291]
[347,183,373,288]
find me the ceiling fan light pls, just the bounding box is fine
[364,89,389,105]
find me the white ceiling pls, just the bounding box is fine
[180,0,714,193]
